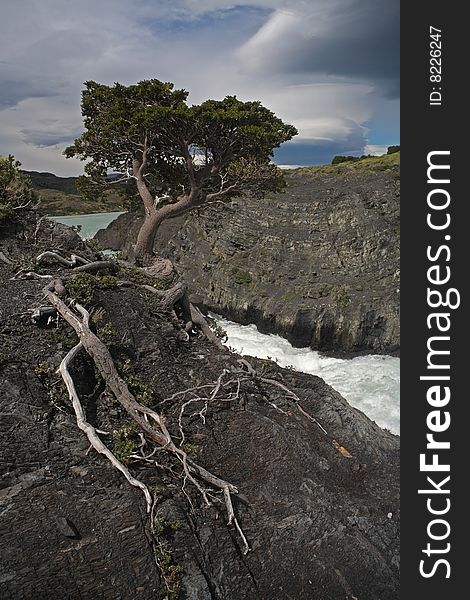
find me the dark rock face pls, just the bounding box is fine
[1,213,399,599]
[96,166,400,354]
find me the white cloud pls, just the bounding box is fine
[364,144,389,156]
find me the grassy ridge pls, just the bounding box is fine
[23,170,126,215]
[36,187,125,216]
[295,152,400,177]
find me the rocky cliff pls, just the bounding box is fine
[96,154,400,354]
[1,211,399,599]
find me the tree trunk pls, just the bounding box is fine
[133,211,165,264]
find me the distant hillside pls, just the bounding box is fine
[23,170,126,216]
[23,170,78,194]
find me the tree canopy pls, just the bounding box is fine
[65,79,297,261]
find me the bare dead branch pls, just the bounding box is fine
[11,270,53,281]
[33,216,47,244]
[59,341,152,511]
[235,359,353,459]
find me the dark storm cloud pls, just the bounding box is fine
[274,125,368,166]
[239,0,400,97]
[20,128,80,147]
[0,68,61,110]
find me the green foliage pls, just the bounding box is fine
[114,422,138,465]
[229,267,252,286]
[303,152,400,178]
[154,546,181,599]
[90,306,106,324]
[34,362,68,407]
[114,438,135,465]
[331,155,362,165]
[180,443,200,458]
[118,359,157,406]
[98,275,118,289]
[13,253,44,274]
[205,315,228,342]
[96,321,116,346]
[152,510,183,599]
[153,515,167,536]
[90,306,116,345]
[66,273,97,305]
[48,327,76,349]
[387,145,400,154]
[0,155,37,221]
[0,203,15,222]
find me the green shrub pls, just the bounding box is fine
[66,273,97,305]
[230,267,252,286]
[0,154,37,214]
[331,155,361,165]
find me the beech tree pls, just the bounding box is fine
[65,79,297,263]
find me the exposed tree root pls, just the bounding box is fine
[117,277,225,350]
[34,249,221,348]
[43,280,249,553]
[189,304,225,350]
[32,253,353,561]
[12,271,53,281]
[60,341,152,511]
[36,251,90,268]
[36,251,118,275]
[73,261,118,274]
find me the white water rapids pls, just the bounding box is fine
[214,316,400,435]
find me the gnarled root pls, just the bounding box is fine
[119,277,225,350]
[36,251,118,274]
[36,251,90,268]
[43,280,249,553]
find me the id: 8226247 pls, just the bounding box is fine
[429,26,442,106]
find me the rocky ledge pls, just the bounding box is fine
[1,212,399,599]
[96,155,400,354]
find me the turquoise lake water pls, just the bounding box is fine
[52,211,125,239]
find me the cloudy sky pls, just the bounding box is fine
[0,0,399,176]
